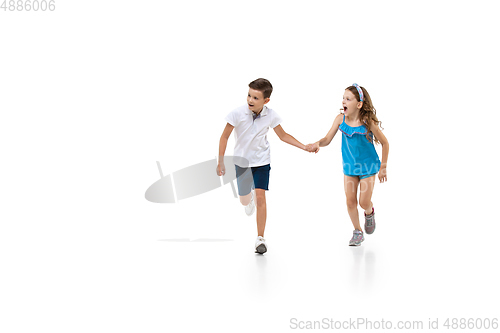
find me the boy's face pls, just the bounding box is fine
[342,89,363,115]
[247,88,270,114]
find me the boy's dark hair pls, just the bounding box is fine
[249,78,273,99]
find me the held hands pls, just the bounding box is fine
[305,142,320,154]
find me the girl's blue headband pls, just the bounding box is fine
[352,83,364,102]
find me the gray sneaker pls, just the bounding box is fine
[349,230,364,246]
[364,207,375,234]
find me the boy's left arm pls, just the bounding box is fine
[273,125,307,151]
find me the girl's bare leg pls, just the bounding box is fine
[344,175,362,231]
[359,175,376,214]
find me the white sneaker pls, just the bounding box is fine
[255,236,267,254]
[245,191,255,216]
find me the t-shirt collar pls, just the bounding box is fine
[246,105,268,117]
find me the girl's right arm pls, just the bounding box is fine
[311,113,343,151]
[217,123,234,176]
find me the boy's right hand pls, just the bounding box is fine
[217,162,226,176]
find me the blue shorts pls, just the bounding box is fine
[235,164,270,196]
[345,173,377,180]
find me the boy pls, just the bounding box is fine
[216,78,309,254]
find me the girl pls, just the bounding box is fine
[307,84,389,246]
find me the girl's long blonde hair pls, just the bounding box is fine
[346,85,384,145]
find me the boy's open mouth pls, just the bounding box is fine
[343,106,347,112]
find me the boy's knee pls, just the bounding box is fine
[239,193,251,206]
[255,192,266,207]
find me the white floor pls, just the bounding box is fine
[2,160,498,333]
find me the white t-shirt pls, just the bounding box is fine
[225,105,283,167]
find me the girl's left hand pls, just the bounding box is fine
[378,167,387,183]
[305,142,320,153]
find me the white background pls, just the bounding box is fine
[1,1,499,332]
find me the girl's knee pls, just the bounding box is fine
[359,199,371,210]
[346,198,357,209]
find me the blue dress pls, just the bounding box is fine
[339,115,381,176]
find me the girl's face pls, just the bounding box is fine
[342,90,362,115]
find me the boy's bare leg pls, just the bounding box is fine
[255,189,267,237]
[239,192,252,206]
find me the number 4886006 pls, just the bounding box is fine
[1,0,56,11]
